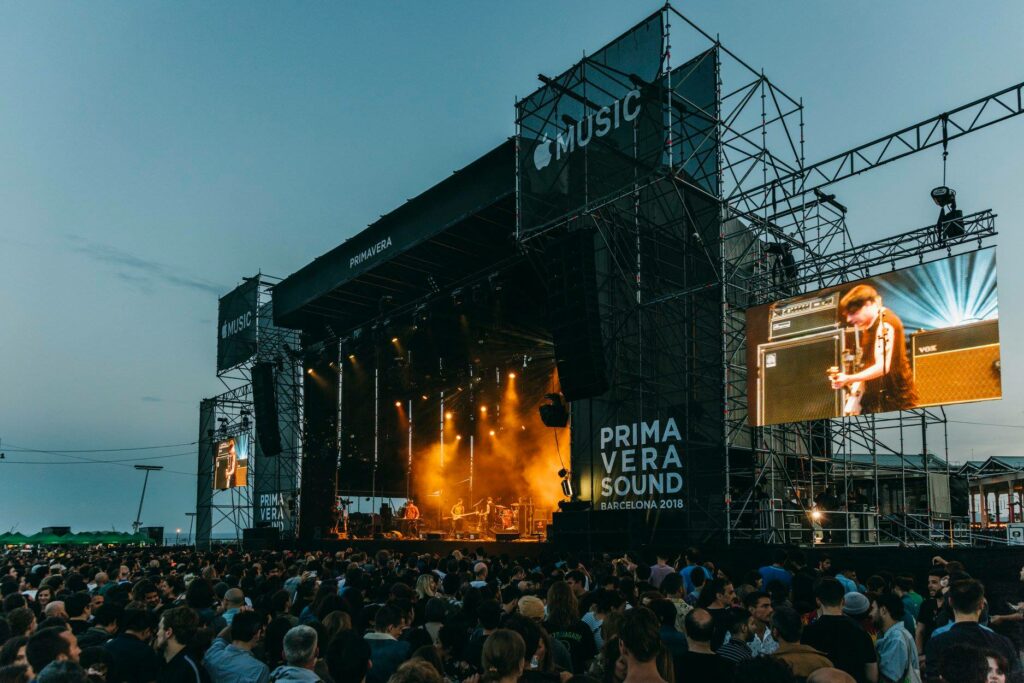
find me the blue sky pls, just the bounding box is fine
[2,2,1023,534]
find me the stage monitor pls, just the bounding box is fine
[747,249,1000,426]
[213,434,250,490]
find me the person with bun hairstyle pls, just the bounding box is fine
[480,629,526,683]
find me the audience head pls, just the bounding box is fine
[282,625,318,668]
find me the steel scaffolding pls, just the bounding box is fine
[195,276,303,547]
[519,5,1009,546]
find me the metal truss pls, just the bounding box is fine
[195,276,303,547]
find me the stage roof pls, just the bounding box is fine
[273,140,516,331]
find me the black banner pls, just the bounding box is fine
[217,279,259,372]
[591,416,685,510]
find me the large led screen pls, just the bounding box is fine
[213,434,250,490]
[747,249,1000,426]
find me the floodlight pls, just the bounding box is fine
[930,185,956,208]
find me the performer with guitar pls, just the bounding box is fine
[451,498,466,535]
[828,284,918,414]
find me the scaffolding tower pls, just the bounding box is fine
[195,276,303,548]
[519,5,1010,546]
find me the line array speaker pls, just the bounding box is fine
[252,361,282,456]
[543,229,608,402]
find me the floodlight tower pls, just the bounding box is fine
[132,465,164,533]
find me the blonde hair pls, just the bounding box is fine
[415,574,437,600]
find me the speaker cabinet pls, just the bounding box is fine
[495,531,521,542]
[243,526,280,551]
[913,320,1001,407]
[757,330,842,425]
[252,361,282,456]
[543,229,608,402]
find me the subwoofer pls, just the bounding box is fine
[757,330,842,426]
[912,319,1001,407]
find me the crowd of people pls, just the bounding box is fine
[0,543,1020,683]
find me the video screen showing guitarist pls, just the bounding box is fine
[829,284,918,414]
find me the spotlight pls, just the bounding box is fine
[931,186,956,207]
[810,509,823,522]
[480,406,487,414]
[508,372,516,379]
[421,395,428,400]
[456,435,462,441]
[349,354,356,360]
[539,393,569,428]
[394,401,401,408]
[932,185,965,240]
[307,368,314,375]
[445,412,453,420]
[489,430,495,436]
[391,337,398,343]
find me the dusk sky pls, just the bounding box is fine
[2,2,1023,536]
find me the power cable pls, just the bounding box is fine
[2,440,197,453]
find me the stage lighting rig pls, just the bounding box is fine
[539,393,569,428]
[931,185,964,239]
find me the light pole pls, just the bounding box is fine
[175,528,181,545]
[132,465,163,533]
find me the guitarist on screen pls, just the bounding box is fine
[828,284,918,414]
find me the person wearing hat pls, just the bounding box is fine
[842,592,878,641]
[802,579,877,683]
[517,596,545,621]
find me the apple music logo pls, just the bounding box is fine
[531,89,642,172]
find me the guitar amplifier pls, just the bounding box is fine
[769,293,840,340]
[912,319,1001,407]
[757,330,843,426]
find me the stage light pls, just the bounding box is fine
[480,406,487,414]
[394,401,401,408]
[508,372,516,379]
[421,395,428,400]
[391,337,399,343]
[455,435,462,441]
[931,186,956,207]
[810,509,823,522]
[307,368,314,375]
[348,354,356,360]
[931,185,965,240]
[489,430,495,436]
[539,393,569,428]
[445,411,453,420]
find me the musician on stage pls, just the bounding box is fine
[829,284,918,414]
[451,498,465,535]
[398,498,420,539]
[483,497,495,532]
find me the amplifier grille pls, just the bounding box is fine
[914,343,1001,407]
[758,333,841,425]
